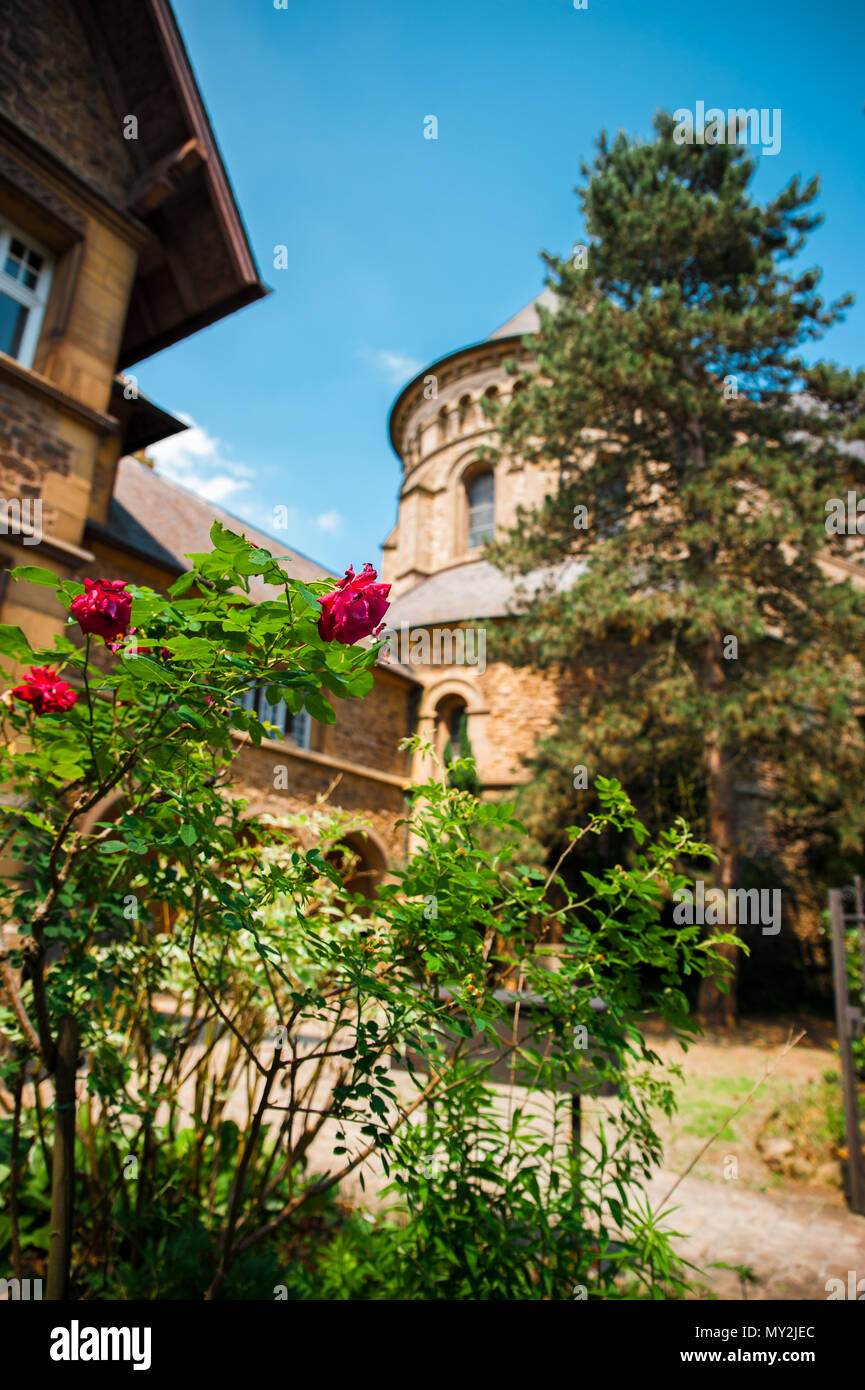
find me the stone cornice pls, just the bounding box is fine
[0,513,95,565]
[389,337,531,461]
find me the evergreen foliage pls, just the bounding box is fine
[485,112,865,1021]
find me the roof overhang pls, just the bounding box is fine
[72,0,269,367]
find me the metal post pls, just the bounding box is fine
[570,1089,581,1205]
[855,876,865,994]
[829,889,865,1215]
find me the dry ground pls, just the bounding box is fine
[290,1014,865,1300]
[634,1018,865,1300]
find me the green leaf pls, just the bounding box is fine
[164,636,215,660]
[129,594,167,627]
[121,655,174,686]
[293,582,325,615]
[179,824,197,846]
[301,688,335,725]
[0,624,34,658]
[9,565,60,588]
[210,520,254,555]
[168,570,197,599]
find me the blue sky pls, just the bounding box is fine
[139,0,865,574]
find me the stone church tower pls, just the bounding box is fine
[383,291,574,793]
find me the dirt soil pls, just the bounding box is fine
[634,1016,865,1300]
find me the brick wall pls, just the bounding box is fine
[0,374,75,540]
[233,743,409,864]
[0,0,133,205]
[324,673,413,779]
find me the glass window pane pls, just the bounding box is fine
[23,255,42,291]
[467,472,494,507]
[5,239,26,280]
[5,239,44,291]
[0,292,28,358]
[259,691,288,734]
[467,470,495,548]
[291,708,311,749]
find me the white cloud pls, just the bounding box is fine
[315,510,343,534]
[148,422,253,509]
[359,345,423,385]
[146,418,346,550]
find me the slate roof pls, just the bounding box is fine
[486,287,558,342]
[98,455,333,583]
[388,557,586,627]
[90,457,421,683]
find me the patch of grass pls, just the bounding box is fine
[674,1074,756,1141]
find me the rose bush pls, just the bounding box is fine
[0,527,732,1301]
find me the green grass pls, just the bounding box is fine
[674,1075,755,1141]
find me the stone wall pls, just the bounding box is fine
[232,742,409,865]
[0,372,73,546]
[383,341,558,594]
[474,659,572,786]
[0,0,133,206]
[323,671,413,779]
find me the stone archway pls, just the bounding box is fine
[416,676,490,786]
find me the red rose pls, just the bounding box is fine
[71,578,132,644]
[12,666,77,715]
[317,563,391,645]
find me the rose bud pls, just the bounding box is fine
[317,563,391,645]
[12,666,78,715]
[71,578,133,645]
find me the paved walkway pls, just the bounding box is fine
[646,1162,865,1301]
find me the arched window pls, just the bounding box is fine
[457,394,473,431]
[327,832,387,911]
[434,694,480,793]
[466,469,495,549]
[437,406,449,443]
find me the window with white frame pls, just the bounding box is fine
[0,220,54,368]
[237,685,311,749]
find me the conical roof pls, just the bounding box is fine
[486,287,558,341]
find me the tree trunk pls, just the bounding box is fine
[47,1014,78,1301]
[697,633,741,1029]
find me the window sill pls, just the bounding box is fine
[231,731,410,789]
[0,350,118,432]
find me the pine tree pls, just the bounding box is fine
[486,111,865,1025]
